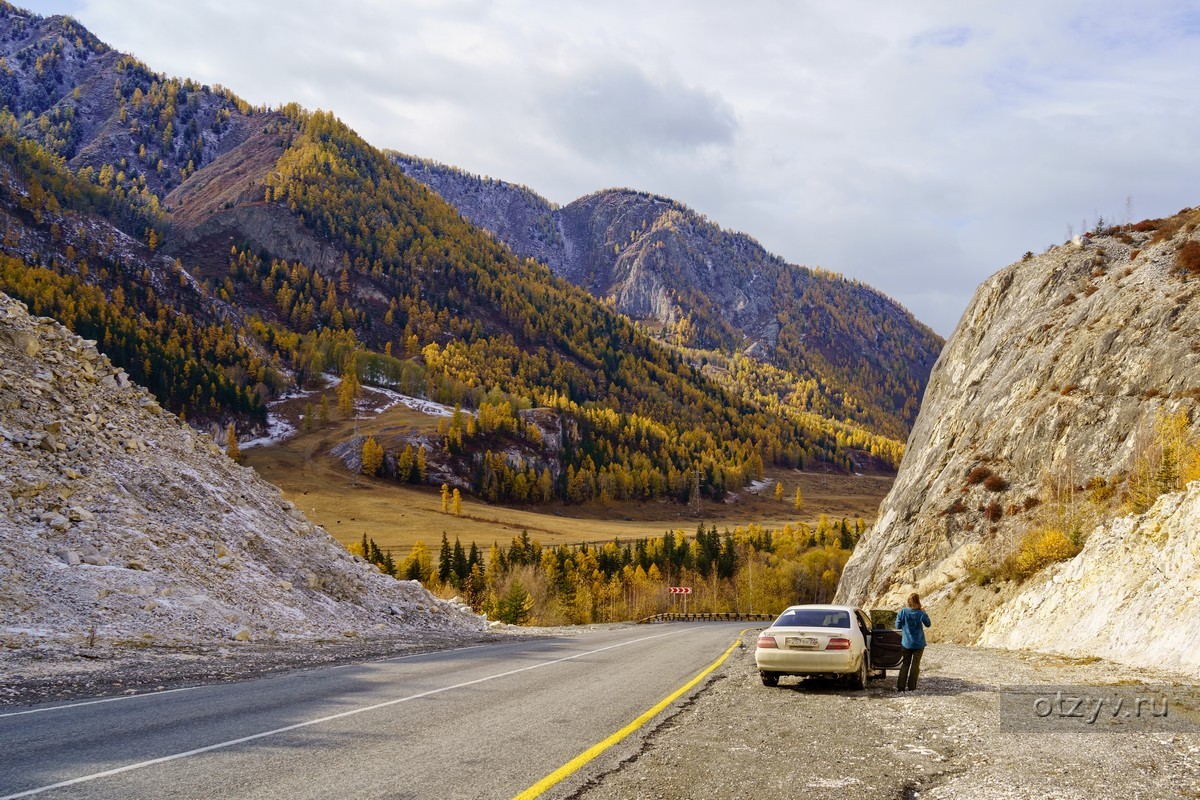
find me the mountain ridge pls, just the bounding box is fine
[392,152,942,439]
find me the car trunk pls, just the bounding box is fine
[762,627,848,651]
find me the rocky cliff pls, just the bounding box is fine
[0,292,483,649]
[836,212,1200,657]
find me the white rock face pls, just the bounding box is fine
[979,483,1200,673]
[835,221,1200,646]
[0,292,484,649]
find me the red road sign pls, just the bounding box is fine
[668,586,692,594]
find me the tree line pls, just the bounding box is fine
[350,516,866,625]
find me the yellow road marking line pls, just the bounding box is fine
[513,630,746,800]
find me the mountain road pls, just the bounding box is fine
[0,623,744,800]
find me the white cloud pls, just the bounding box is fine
[19,0,1200,334]
[543,61,738,161]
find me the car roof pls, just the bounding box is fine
[780,604,860,613]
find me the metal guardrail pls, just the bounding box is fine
[639,612,776,624]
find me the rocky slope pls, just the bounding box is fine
[0,291,483,649]
[0,3,257,197]
[836,214,1200,661]
[979,482,1200,673]
[393,154,942,438]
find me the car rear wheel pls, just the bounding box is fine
[760,671,779,687]
[851,656,868,690]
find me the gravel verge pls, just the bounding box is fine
[572,634,1200,800]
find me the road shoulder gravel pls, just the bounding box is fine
[571,634,1200,800]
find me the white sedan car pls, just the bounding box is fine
[754,604,902,688]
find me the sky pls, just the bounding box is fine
[19,0,1200,334]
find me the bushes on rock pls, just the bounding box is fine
[966,465,992,485]
[1005,529,1079,582]
[1175,240,1200,276]
[983,474,1009,492]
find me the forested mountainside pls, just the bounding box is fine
[395,155,943,439]
[836,208,1200,665]
[0,3,908,509]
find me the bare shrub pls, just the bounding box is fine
[983,474,1010,492]
[1175,240,1200,276]
[966,465,992,485]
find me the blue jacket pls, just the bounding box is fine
[896,607,931,649]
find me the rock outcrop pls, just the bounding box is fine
[979,482,1200,673]
[836,216,1200,655]
[0,292,483,649]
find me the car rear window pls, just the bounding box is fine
[774,609,851,628]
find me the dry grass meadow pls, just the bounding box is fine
[242,386,894,559]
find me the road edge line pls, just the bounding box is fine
[512,630,746,800]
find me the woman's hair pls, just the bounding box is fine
[907,592,922,610]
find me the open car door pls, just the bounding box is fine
[868,628,903,670]
[866,609,903,671]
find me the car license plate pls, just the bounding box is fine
[786,636,818,649]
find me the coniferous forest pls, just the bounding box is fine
[351,516,865,625]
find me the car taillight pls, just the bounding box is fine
[757,635,778,649]
[826,637,851,650]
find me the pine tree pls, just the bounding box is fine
[403,540,431,582]
[337,368,360,418]
[438,532,452,584]
[318,394,330,426]
[839,520,853,549]
[452,488,463,516]
[464,563,486,608]
[225,422,240,463]
[441,483,451,513]
[452,537,468,585]
[774,482,784,502]
[416,446,427,482]
[361,436,384,476]
[497,579,534,625]
[397,445,414,481]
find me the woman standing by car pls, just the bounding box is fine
[896,593,931,691]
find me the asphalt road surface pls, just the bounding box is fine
[0,623,745,800]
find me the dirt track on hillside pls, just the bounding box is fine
[573,636,1200,800]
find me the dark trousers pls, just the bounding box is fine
[897,647,924,691]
